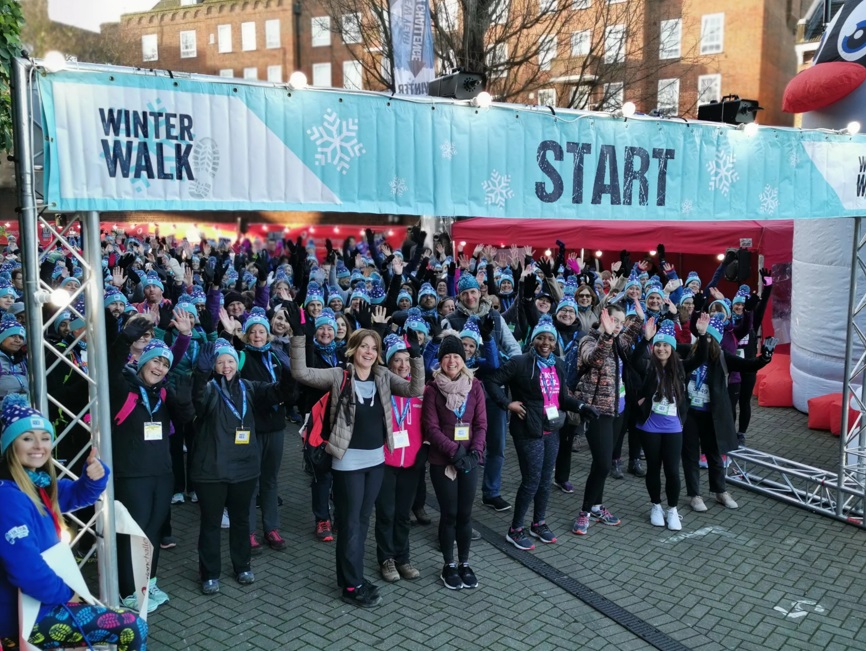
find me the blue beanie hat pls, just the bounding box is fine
[68,299,86,332]
[652,320,677,348]
[563,277,578,297]
[213,338,239,365]
[271,271,291,290]
[143,272,164,291]
[336,263,351,279]
[460,317,482,347]
[457,274,480,295]
[350,270,365,285]
[304,282,324,307]
[244,306,271,334]
[685,272,701,288]
[327,287,344,306]
[138,340,174,369]
[54,311,71,334]
[176,295,198,318]
[644,285,665,302]
[190,285,207,305]
[104,287,128,308]
[405,307,429,335]
[383,333,408,364]
[733,284,750,305]
[51,260,66,280]
[60,276,80,289]
[419,283,437,300]
[369,282,386,305]
[0,278,16,299]
[531,314,558,342]
[556,296,578,315]
[706,313,726,343]
[624,273,642,293]
[397,290,414,306]
[0,394,55,455]
[0,315,25,344]
[678,289,695,306]
[350,286,369,304]
[315,307,338,332]
[709,298,731,320]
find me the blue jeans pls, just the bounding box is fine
[482,401,508,499]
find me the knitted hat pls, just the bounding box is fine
[104,287,128,308]
[53,311,71,334]
[224,290,244,308]
[460,318,482,347]
[243,271,256,288]
[706,313,726,343]
[497,269,514,289]
[652,320,677,348]
[68,299,86,331]
[0,315,24,344]
[327,287,344,305]
[336,262,351,279]
[350,270,365,285]
[383,333,408,364]
[644,285,665,302]
[709,298,731,320]
[437,335,465,362]
[732,284,751,305]
[315,307,338,333]
[397,290,414,307]
[685,272,701,288]
[143,272,164,291]
[556,296,578,315]
[223,267,239,287]
[189,285,207,305]
[176,295,198,318]
[350,286,369,304]
[305,282,325,307]
[0,278,16,299]
[405,307,429,335]
[624,273,642,293]
[678,289,695,306]
[271,270,291,291]
[51,260,66,280]
[418,283,437,300]
[457,274,480,295]
[60,276,80,289]
[369,282,386,305]
[244,306,270,334]
[0,394,55,455]
[531,314,558,342]
[138,340,174,369]
[213,338,239,365]
[563,277,578,297]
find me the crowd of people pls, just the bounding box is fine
[0,223,779,646]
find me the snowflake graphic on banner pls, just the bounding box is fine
[788,146,801,168]
[440,141,457,160]
[389,177,407,196]
[482,170,513,208]
[681,199,694,215]
[706,147,739,196]
[307,109,365,174]
[758,185,779,215]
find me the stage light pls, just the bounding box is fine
[595,250,602,257]
[49,288,72,308]
[42,51,67,73]
[471,92,493,108]
[717,253,725,261]
[288,71,307,90]
[847,121,861,135]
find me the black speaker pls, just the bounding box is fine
[737,247,752,283]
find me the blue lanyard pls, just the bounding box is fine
[453,401,467,421]
[391,396,412,429]
[212,379,247,424]
[262,352,277,383]
[139,386,162,418]
[693,365,708,391]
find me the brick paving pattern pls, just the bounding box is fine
[143,401,865,650]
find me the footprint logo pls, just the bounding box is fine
[190,137,220,198]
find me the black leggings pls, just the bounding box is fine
[332,464,384,589]
[554,422,581,484]
[638,429,683,507]
[612,407,641,462]
[429,464,478,564]
[581,413,625,512]
[512,433,559,530]
[195,478,258,580]
[738,373,757,433]
[727,383,741,423]
[682,410,726,497]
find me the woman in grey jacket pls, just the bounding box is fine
[288,304,424,609]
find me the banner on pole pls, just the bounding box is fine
[389,0,436,95]
[35,67,866,220]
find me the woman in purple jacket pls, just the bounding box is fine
[422,336,487,591]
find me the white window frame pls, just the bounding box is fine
[657,78,679,115]
[539,36,556,71]
[179,30,197,59]
[217,24,232,53]
[604,25,625,64]
[701,13,724,55]
[659,18,681,60]
[539,0,557,14]
[571,30,590,57]
[490,0,509,25]
[141,34,158,62]
[265,19,281,49]
[487,43,508,79]
[342,13,362,43]
[601,82,623,111]
[180,0,198,6]
[571,84,591,109]
[312,62,332,87]
[343,60,363,89]
[219,69,234,78]
[312,16,331,47]
[243,67,258,80]
[698,73,721,105]
[573,0,590,8]
[538,88,556,107]
[241,21,257,51]
[267,65,283,82]
[381,56,392,84]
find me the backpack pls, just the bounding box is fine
[302,371,348,478]
[114,387,168,426]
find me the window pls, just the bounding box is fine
[539,0,557,14]
[267,65,283,82]
[180,0,199,5]
[344,60,363,89]
[180,30,197,58]
[312,62,332,87]
[141,34,158,62]
[698,73,721,104]
[659,18,681,59]
[219,69,234,77]
[538,88,556,107]
[241,21,256,51]
[265,19,281,48]
[342,13,362,43]
[573,0,590,8]
[312,17,331,47]
[571,30,590,57]
[539,36,556,71]
[243,67,258,80]
[600,82,623,110]
[490,0,509,25]
[487,43,508,78]
[571,84,591,109]
[381,56,391,83]
[657,78,679,115]
[701,13,724,54]
[604,25,625,64]
[217,24,232,53]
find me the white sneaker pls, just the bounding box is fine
[690,496,708,512]
[189,491,198,503]
[666,507,682,531]
[171,492,184,505]
[716,492,738,509]
[650,503,665,527]
[221,509,230,528]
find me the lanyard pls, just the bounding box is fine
[39,488,62,538]
[212,379,247,424]
[391,396,412,429]
[261,352,277,383]
[139,386,162,418]
[453,401,467,422]
[538,366,558,402]
[693,365,708,391]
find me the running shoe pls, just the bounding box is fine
[529,522,557,544]
[589,506,621,526]
[315,520,334,542]
[505,527,535,550]
[572,512,590,535]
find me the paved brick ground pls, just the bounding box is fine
[141,401,865,650]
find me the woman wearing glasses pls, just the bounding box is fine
[573,284,601,334]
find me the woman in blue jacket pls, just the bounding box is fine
[0,395,148,650]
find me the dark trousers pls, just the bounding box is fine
[429,464,478,564]
[332,464,384,589]
[412,446,429,511]
[612,407,641,462]
[249,428,285,534]
[554,422,581,484]
[682,410,726,497]
[482,401,507,499]
[738,373,758,433]
[170,421,195,494]
[639,429,683,507]
[375,464,421,564]
[581,413,625,512]
[512,433,559,530]
[114,473,173,597]
[311,470,333,522]
[727,383,741,423]
[195,478,258,580]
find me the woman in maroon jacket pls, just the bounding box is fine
[422,335,487,591]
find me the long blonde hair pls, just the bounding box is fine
[5,447,61,520]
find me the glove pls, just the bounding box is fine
[406,328,422,358]
[157,303,174,330]
[117,252,136,270]
[454,453,478,473]
[478,313,495,341]
[284,301,304,334]
[556,239,566,251]
[199,308,215,335]
[122,315,153,342]
[657,243,666,265]
[537,257,553,278]
[523,272,538,296]
[760,267,773,287]
[212,258,227,287]
[471,449,484,467]
[451,444,467,464]
[200,263,214,287]
[577,403,600,421]
[167,257,183,279]
[254,257,268,282]
[619,250,631,276]
[761,337,778,361]
[355,302,372,329]
[196,341,217,373]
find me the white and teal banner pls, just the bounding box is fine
[389,0,435,95]
[36,68,866,219]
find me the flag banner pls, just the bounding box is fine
[36,67,866,220]
[388,0,436,95]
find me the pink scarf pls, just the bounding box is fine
[433,372,472,411]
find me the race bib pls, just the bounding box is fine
[143,422,162,441]
[393,429,410,449]
[545,405,560,420]
[454,425,470,441]
[652,398,678,417]
[688,380,710,408]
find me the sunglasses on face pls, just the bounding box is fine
[577,293,592,298]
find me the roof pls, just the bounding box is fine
[802,0,846,42]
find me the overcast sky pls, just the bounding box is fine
[48,0,160,32]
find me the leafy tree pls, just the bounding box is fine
[0,0,23,153]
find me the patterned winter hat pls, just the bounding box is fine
[644,285,665,302]
[460,317,482,347]
[271,270,292,291]
[138,340,174,369]
[497,269,514,290]
[652,319,677,348]
[350,286,369,304]
[405,307,429,335]
[243,271,256,288]
[685,272,701,288]
[213,337,239,365]
[706,313,726,343]
[531,314,558,341]
[556,296,578,315]
[369,282,386,305]
[68,299,87,331]
[0,278,16,300]
[418,283,437,300]
[304,282,325,307]
[624,273,642,293]
[176,294,198,318]
[189,285,207,305]
[143,272,164,291]
[350,270,366,286]
[0,394,54,455]
[51,260,66,280]
[678,289,695,306]
[315,307,338,333]
[223,267,239,287]
[457,274,480,294]
[732,284,751,305]
[383,333,408,364]
[563,277,578,297]
[244,306,271,334]
[0,314,24,344]
[397,290,414,307]
[104,287,128,308]
[709,298,732,320]
[327,287,344,307]
[336,262,351,279]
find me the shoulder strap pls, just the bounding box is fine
[113,392,140,427]
[238,350,246,371]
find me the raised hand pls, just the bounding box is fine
[392,257,405,276]
[644,316,657,341]
[284,301,303,334]
[662,262,675,273]
[372,306,388,324]
[458,254,471,271]
[111,267,127,288]
[171,307,193,336]
[355,302,372,328]
[760,267,773,286]
[599,309,615,335]
[637,260,650,272]
[610,261,622,274]
[219,307,240,336]
[709,287,724,301]
[85,447,105,481]
[695,312,710,335]
[632,297,645,322]
[406,328,422,358]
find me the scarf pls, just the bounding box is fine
[433,372,472,411]
[578,304,593,313]
[533,348,556,368]
[247,342,272,353]
[27,469,51,489]
[314,339,337,356]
